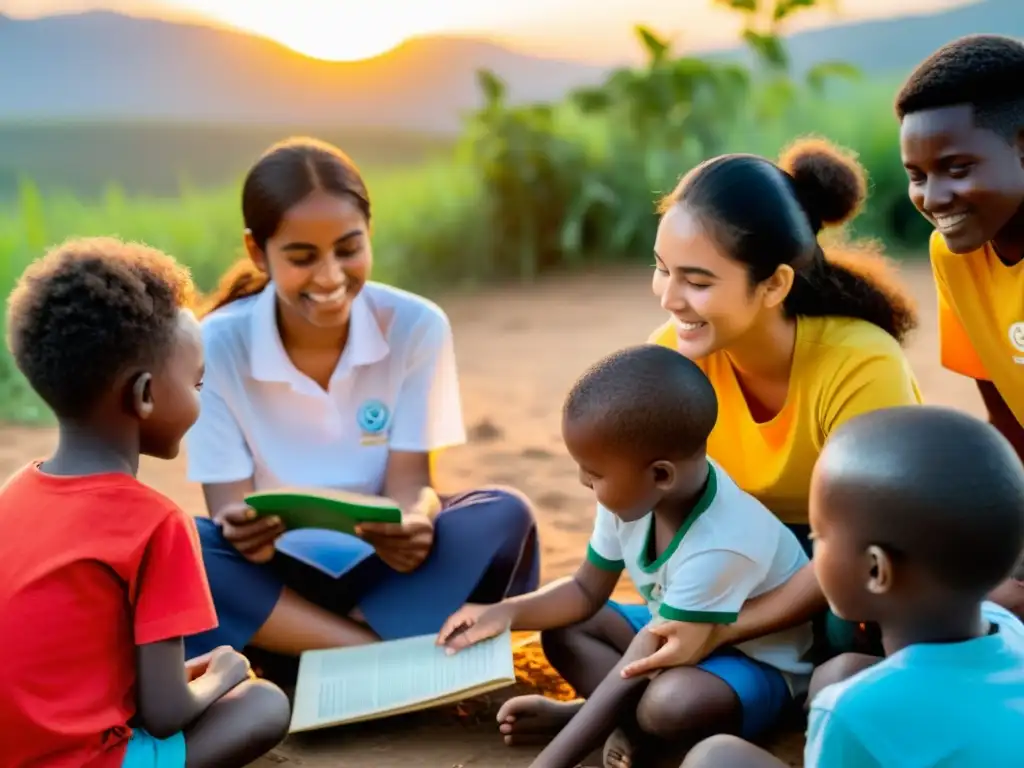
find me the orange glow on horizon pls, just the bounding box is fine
[168,2,469,62]
[2,0,979,64]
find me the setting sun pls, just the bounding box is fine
[171,1,469,61]
[270,24,407,62]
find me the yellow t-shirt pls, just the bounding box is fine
[650,316,923,525]
[930,230,1024,426]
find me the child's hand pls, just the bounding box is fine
[185,651,213,682]
[215,502,284,564]
[620,620,721,678]
[437,603,515,654]
[203,646,252,689]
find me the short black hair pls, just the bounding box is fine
[895,34,1024,140]
[5,237,195,420]
[563,344,718,462]
[818,406,1024,595]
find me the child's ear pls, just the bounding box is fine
[651,460,676,491]
[866,544,893,595]
[129,372,155,421]
[243,229,269,273]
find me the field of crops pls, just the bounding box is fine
[0,17,932,425]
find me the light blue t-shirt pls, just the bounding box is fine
[806,602,1024,767]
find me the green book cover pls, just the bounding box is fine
[244,488,402,537]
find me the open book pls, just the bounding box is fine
[245,487,402,537]
[288,630,517,733]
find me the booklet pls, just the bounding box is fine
[245,487,402,537]
[288,630,517,733]
[245,488,402,580]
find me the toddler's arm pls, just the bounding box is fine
[135,639,250,738]
[439,559,621,650]
[528,628,661,768]
[440,502,626,650]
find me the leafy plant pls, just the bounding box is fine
[716,0,860,119]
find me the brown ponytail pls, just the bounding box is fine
[778,139,918,344]
[786,240,918,344]
[198,259,270,319]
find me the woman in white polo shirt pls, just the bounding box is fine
[182,137,539,661]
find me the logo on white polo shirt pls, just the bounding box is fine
[1010,322,1024,364]
[357,399,390,442]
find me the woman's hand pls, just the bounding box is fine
[356,487,441,573]
[619,620,725,679]
[214,502,284,564]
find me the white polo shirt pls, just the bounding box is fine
[185,281,466,494]
[588,460,813,678]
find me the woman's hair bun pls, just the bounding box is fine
[777,137,867,232]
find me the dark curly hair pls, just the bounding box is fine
[895,34,1024,141]
[564,344,718,463]
[200,136,370,318]
[659,136,918,344]
[5,237,195,420]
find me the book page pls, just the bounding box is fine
[289,630,516,732]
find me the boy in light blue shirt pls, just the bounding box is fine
[681,405,1024,768]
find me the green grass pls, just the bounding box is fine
[0,122,454,202]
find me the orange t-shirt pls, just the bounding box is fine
[650,316,923,524]
[0,464,217,768]
[930,230,1024,426]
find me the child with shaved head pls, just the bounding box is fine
[437,344,812,768]
[683,405,1024,767]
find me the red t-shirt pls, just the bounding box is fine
[0,463,218,767]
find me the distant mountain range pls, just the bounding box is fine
[0,0,1021,132]
[709,0,1023,74]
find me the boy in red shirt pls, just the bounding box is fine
[0,238,291,767]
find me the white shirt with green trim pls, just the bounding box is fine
[586,460,813,679]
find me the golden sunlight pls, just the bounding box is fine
[178,1,463,61]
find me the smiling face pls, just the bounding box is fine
[901,104,1024,254]
[652,204,792,360]
[246,189,372,331]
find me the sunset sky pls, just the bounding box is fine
[2,0,970,63]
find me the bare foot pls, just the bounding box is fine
[495,695,583,745]
[603,727,640,768]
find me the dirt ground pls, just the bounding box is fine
[0,262,983,767]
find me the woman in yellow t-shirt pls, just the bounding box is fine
[648,138,922,658]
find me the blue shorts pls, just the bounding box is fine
[121,728,185,768]
[608,601,791,740]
